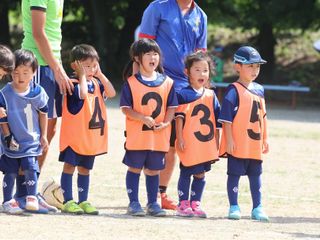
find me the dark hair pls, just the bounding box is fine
[14,49,38,72]
[0,45,15,73]
[185,51,215,78]
[70,44,100,63]
[122,39,164,81]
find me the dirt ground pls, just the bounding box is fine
[0,97,319,240]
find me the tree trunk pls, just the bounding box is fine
[0,1,10,46]
[256,22,276,83]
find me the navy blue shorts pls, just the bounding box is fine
[227,155,262,176]
[123,150,166,170]
[180,161,212,175]
[59,147,95,170]
[169,119,176,147]
[33,66,62,118]
[0,155,39,174]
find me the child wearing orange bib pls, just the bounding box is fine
[175,52,220,218]
[59,44,116,215]
[120,39,178,217]
[219,46,269,221]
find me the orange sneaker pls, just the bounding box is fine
[160,193,176,210]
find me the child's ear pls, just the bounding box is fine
[234,63,241,72]
[133,56,139,63]
[184,68,188,76]
[70,62,76,70]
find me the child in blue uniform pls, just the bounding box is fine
[0,49,49,214]
[219,46,269,221]
[59,44,116,215]
[120,39,178,217]
[175,52,221,218]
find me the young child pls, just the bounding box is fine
[175,52,221,218]
[0,49,49,214]
[59,44,115,215]
[120,39,178,217]
[219,46,269,221]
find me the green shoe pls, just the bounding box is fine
[79,201,99,215]
[62,200,84,215]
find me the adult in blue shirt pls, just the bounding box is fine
[139,0,207,210]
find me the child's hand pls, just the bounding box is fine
[94,62,103,79]
[141,116,155,129]
[177,137,185,151]
[262,140,269,154]
[226,139,235,154]
[153,122,170,131]
[0,107,7,118]
[73,60,85,79]
[4,134,19,151]
[40,136,49,152]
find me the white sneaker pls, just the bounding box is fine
[3,199,24,215]
[26,195,39,211]
[37,193,58,212]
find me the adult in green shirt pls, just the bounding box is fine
[18,0,73,211]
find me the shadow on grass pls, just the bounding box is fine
[286,232,320,239]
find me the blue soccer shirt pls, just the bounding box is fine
[139,0,207,92]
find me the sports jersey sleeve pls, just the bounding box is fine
[196,11,207,51]
[167,86,178,108]
[213,96,222,128]
[175,91,188,119]
[139,2,159,39]
[120,82,133,108]
[37,87,49,113]
[0,92,8,123]
[30,0,47,10]
[218,85,238,123]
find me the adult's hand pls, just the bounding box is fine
[53,64,74,95]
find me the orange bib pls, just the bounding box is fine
[219,82,265,160]
[125,75,174,152]
[176,89,219,166]
[60,78,108,156]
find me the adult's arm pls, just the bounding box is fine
[31,10,73,95]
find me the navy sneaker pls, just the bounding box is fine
[127,201,145,216]
[146,202,166,217]
[15,196,49,214]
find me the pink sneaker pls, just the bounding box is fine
[191,201,207,218]
[176,200,193,217]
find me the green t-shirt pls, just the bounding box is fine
[211,56,224,83]
[21,0,64,66]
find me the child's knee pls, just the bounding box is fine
[63,163,75,174]
[193,172,205,179]
[77,166,90,175]
[128,167,142,174]
[144,168,160,176]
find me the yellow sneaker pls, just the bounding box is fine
[78,201,99,215]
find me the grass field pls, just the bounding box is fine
[0,97,319,240]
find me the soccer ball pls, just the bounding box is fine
[41,179,64,210]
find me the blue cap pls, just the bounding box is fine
[234,46,266,64]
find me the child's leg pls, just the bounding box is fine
[24,169,38,196]
[177,170,191,202]
[3,173,16,202]
[77,166,90,203]
[144,169,160,205]
[126,167,141,203]
[61,163,75,203]
[190,172,206,202]
[227,174,240,206]
[248,175,262,209]
[15,172,27,198]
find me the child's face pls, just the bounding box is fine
[187,60,210,90]
[11,64,35,89]
[0,67,8,81]
[235,63,261,82]
[80,58,98,80]
[139,51,159,76]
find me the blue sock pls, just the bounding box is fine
[190,176,206,202]
[78,174,90,203]
[145,174,159,204]
[15,175,27,198]
[3,173,16,203]
[227,175,240,206]
[248,175,262,209]
[177,170,191,202]
[126,171,140,203]
[24,170,38,196]
[61,172,73,203]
